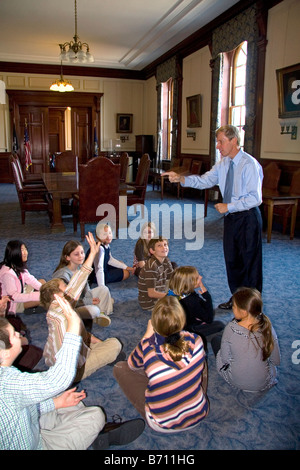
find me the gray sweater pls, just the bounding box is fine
[216,319,280,392]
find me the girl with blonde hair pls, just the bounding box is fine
[93,223,135,286]
[113,295,209,433]
[168,266,224,344]
[211,287,280,392]
[133,221,157,277]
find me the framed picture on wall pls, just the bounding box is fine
[186,94,202,128]
[116,113,133,133]
[276,63,300,118]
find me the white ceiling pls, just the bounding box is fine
[0,0,240,71]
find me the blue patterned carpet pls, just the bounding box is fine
[0,182,299,451]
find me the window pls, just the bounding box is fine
[160,78,173,160]
[229,41,247,149]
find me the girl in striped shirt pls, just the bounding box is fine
[113,296,209,432]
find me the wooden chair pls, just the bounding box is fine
[120,152,129,183]
[55,152,78,173]
[181,159,203,198]
[72,157,120,240]
[124,153,150,215]
[11,159,52,224]
[161,157,191,199]
[261,162,282,233]
[263,162,281,190]
[273,169,300,235]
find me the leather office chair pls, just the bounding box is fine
[120,152,130,183]
[73,157,121,240]
[10,154,46,188]
[11,159,52,224]
[55,152,78,173]
[124,153,150,215]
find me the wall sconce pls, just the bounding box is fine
[186,130,196,141]
[279,120,298,140]
[120,135,129,143]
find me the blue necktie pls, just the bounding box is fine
[223,160,234,204]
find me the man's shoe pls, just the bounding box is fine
[94,313,111,327]
[218,298,233,310]
[92,418,145,449]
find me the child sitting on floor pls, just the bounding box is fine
[41,232,123,383]
[138,237,174,311]
[133,222,157,277]
[92,223,135,286]
[113,295,209,433]
[53,239,113,325]
[168,266,225,345]
[211,287,281,392]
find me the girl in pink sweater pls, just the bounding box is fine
[0,240,45,315]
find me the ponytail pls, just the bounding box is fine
[250,313,274,361]
[151,296,189,362]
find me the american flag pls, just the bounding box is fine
[24,122,32,171]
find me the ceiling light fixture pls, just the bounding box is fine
[59,0,94,64]
[50,62,74,92]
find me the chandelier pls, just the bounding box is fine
[59,0,94,63]
[50,62,74,92]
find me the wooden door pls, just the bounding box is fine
[18,106,49,174]
[72,107,92,164]
[49,108,66,154]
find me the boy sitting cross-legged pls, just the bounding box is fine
[41,232,124,383]
[138,236,174,311]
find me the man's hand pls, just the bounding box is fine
[54,294,82,336]
[162,171,185,184]
[214,203,229,214]
[53,387,86,410]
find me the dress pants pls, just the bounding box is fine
[223,206,262,294]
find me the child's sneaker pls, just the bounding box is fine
[94,313,111,327]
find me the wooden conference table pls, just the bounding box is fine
[43,172,137,232]
[42,172,79,232]
[262,188,300,243]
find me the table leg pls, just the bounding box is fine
[161,175,164,199]
[267,201,274,243]
[290,200,298,240]
[51,196,65,232]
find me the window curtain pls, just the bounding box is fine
[156,56,180,165]
[210,5,259,166]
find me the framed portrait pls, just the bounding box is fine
[276,63,300,118]
[116,113,133,133]
[186,94,202,128]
